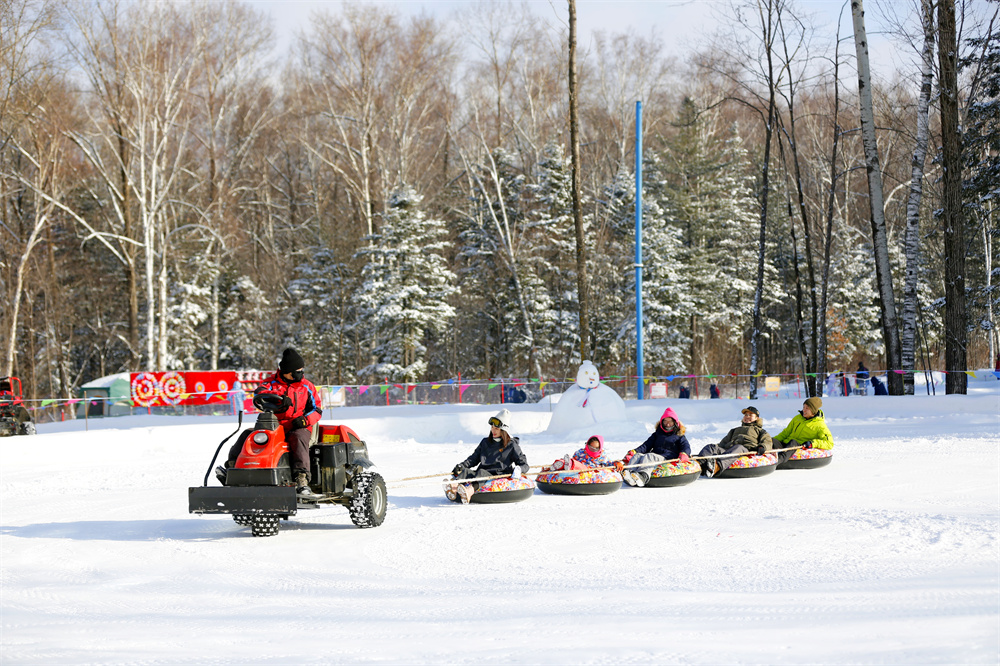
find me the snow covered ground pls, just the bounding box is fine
[2,381,999,664]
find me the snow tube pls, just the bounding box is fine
[645,459,702,488]
[718,452,779,478]
[469,476,535,504]
[536,467,622,496]
[777,447,833,470]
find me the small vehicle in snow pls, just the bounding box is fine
[0,376,35,437]
[188,395,387,537]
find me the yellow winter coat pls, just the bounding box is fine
[774,410,834,450]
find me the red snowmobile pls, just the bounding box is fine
[0,376,35,437]
[188,394,387,537]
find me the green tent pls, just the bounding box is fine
[78,373,132,418]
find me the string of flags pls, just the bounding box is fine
[14,368,998,409]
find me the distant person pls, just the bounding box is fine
[773,397,834,464]
[871,376,888,395]
[856,361,869,395]
[710,383,721,399]
[229,380,246,415]
[678,385,690,399]
[697,406,772,478]
[614,407,691,487]
[838,372,852,397]
[448,409,528,504]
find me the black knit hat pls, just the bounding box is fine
[279,348,305,373]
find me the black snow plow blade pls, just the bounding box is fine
[189,486,297,515]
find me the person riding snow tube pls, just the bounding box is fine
[446,409,533,504]
[697,406,776,478]
[537,435,622,495]
[773,397,835,468]
[613,407,691,487]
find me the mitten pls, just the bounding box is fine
[623,450,636,463]
[613,460,625,473]
[755,445,766,455]
[452,464,465,477]
[678,452,690,463]
[801,441,813,449]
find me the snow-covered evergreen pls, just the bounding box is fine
[354,187,456,382]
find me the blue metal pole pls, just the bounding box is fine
[635,100,644,400]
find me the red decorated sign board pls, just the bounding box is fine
[129,371,268,407]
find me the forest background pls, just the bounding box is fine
[1,0,998,404]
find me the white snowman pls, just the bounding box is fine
[546,360,628,433]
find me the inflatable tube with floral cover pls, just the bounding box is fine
[457,476,536,504]
[777,447,833,470]
[718,452,779,478]
[645,459,701,487]
[536,467,622,495]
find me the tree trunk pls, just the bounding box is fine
[901,0,935,396]
[851,0,904,394]
[749,2,778,401]
[937,0,968,393]
[818,30,843,398]
[568,0,590,360]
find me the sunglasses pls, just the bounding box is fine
[488,416,503,428]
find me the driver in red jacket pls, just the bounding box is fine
[252,348,323,494]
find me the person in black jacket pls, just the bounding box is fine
[448,408,528,504]
[613,406,691,487]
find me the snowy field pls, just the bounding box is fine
[2,380,999,664]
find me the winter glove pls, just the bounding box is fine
[755,445,766,456]
[613,460,625,473]
[801,441,813,449]
[452,464,466,477]
[290,416,308,430]
[678,452,691,463]
[510,465,522,479]
[623,450,636,463]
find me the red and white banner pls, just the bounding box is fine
[129,371,264,407]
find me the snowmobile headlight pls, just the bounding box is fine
[252,432,269,445]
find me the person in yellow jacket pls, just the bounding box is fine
[773,396,834,464]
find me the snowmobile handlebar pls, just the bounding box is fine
[252,393,289,413]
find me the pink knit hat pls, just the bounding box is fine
[658,407,684,433]
[584,434,604,458]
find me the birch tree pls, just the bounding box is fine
[851,0,904,394]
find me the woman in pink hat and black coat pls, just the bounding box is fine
[613,407,691,487]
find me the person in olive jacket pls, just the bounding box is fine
[697,406,772,477]
[448,408,528,504]
[613,406,691,487]
[773,396,834,464]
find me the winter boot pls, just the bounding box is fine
[457,484,474,505]
[445,483,459,502]
[215,466,228,485]
[295,472,315,496]
[635,471,649,487]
